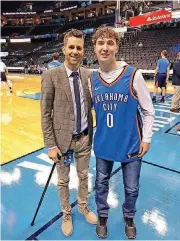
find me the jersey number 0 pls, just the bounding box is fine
[107,113,114,128]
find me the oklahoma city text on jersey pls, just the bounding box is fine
[94,92,129,111]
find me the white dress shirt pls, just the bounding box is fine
[64,64,88,134]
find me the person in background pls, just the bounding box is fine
[152,50,170,103]
[82,56,88,67]
[0,60,12,94]
[41,64,47,73]
[37,64,41,74]
[138,42,143,48]
[30,57,35,65]
[170,52,180,113]
[24,62,29,74]
[47,52,62,69]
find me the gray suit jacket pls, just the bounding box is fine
[40,64,93,153]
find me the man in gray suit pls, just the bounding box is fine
[41,29,97,236]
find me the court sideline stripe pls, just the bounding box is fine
[1,147,44,167]
[142,160,180,174]
[26,166,122,240]
[165,122,180,133]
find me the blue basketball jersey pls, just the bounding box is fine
[92,65,142,163]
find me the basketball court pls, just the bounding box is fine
[1,74,180,240]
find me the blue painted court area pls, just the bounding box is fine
[19,92,41,100]
[1,95,180,240]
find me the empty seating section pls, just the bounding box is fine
[118,27,180,69]
[2,26,31,37]
[24,41,61,65]
[6,43,43,53]
[1,18,94,37]
[89,14,115,28]
[2,12,180,70]
[1,42,50,67]
[29,18,95,35]
[20,19,97,64]
[30,24,61,35]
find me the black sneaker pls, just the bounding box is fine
[124,217,136,239]
[96,217,108,239]
[160,97,165,103]
[152,96,156,103]
[9,87,13,94]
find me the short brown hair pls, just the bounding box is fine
[92,27,119,45]
[52,52,59,60]
[161,50,167,57]
[63,29,84,45]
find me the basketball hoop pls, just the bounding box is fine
[114,26,127,39]
[115,22,121,28]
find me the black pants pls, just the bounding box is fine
[1,72,7,82]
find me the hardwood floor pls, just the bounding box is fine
[1,74,43,164]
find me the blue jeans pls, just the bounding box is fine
[95,158,142,218]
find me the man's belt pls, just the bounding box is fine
[72,127,88,141]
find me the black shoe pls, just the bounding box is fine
[96,217,108,239]
[124,217,136,239]
[152,96,156,103]
[9,87,12,94]
[170,108,180,113]
[160,97,165,103]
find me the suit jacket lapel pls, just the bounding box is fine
[57,64,74,110]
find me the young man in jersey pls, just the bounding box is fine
[91,27,154,239]
[152,50,170,103]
